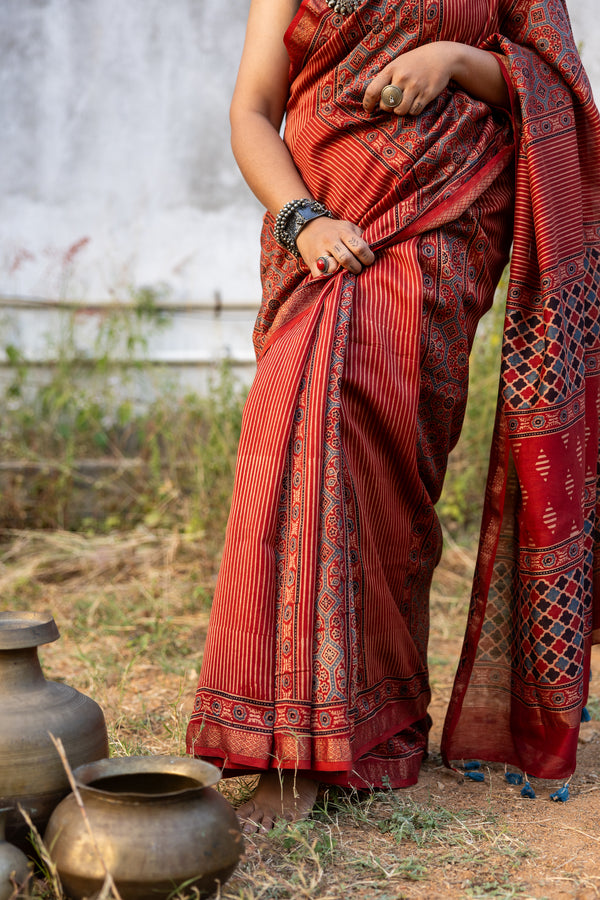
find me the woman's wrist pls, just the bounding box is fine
[449,43,510,108]
[273,199,333,257]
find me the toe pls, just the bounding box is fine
[241,812,264,835]
[260,813,276,833]
[236,799,256,819]
[242,817,261,834]
[237,800,262,834]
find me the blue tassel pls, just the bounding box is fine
[550,784,570,802]
[581,706,592,723]
[521,781,536,799]
[463,761,481,770]
[465,771,485,782]
[505,771,523,785]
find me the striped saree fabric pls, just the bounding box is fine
[187,0,600,787]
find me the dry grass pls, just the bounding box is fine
[1,528,599,900]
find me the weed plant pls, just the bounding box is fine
[0,290,245,536]
[0,274,507,540]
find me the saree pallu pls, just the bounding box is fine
[441,0,600,778]
[187,0,600,786]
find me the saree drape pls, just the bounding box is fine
[441,0,600,778]
[187,0,600,787]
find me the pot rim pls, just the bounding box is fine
[72,755,222,800]
[0,611,59,649]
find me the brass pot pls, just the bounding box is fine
[0,808,30,900]
[45,756,244,900]
[0,611,109,845]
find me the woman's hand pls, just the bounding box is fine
[296,216,375,278]
[363,42,456,117]
[363,41,509,116]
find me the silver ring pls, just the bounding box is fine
[316,255,330,274]
[381,84,403,108]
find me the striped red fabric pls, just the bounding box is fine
[187,0,600,786]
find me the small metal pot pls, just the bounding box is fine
[0,808,30,900]
[44,755,244,900]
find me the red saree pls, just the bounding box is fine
[187,0,600,787]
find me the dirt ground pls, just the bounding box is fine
[220,632,600,900]
[419,644,600,900]
[1,530,598,900]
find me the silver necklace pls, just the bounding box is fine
[326,0,361,15]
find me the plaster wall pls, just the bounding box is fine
[0,0,597,387]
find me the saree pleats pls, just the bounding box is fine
[188,0,600,785]
[188,198,513,787]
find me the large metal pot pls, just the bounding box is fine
[45,756,243,899]
[0,611,109,844]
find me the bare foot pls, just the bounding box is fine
[237,771,319,834]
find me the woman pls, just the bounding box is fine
[187,0,600,832]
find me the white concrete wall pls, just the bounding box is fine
[0,0,262,307]
[0,0,262,390]
[0,0,597,393]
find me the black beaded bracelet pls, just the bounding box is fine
[273,199,333,257]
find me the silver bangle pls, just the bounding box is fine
[273,199,333,257]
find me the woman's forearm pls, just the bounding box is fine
[228,0,310,218]
[450,43,510,109]
[228,0,374,278]
[230,104,375,278]
[232,45,509,218]
[230,109,312,218]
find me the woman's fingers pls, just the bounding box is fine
[329,239,363,275]
[365,74,422,117]
[364,72,421,117]
[342,231,376,268]
[296,218,375,278]
[315,253,338,276]
[363,70,393,112]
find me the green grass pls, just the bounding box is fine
[1,292,246,536]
